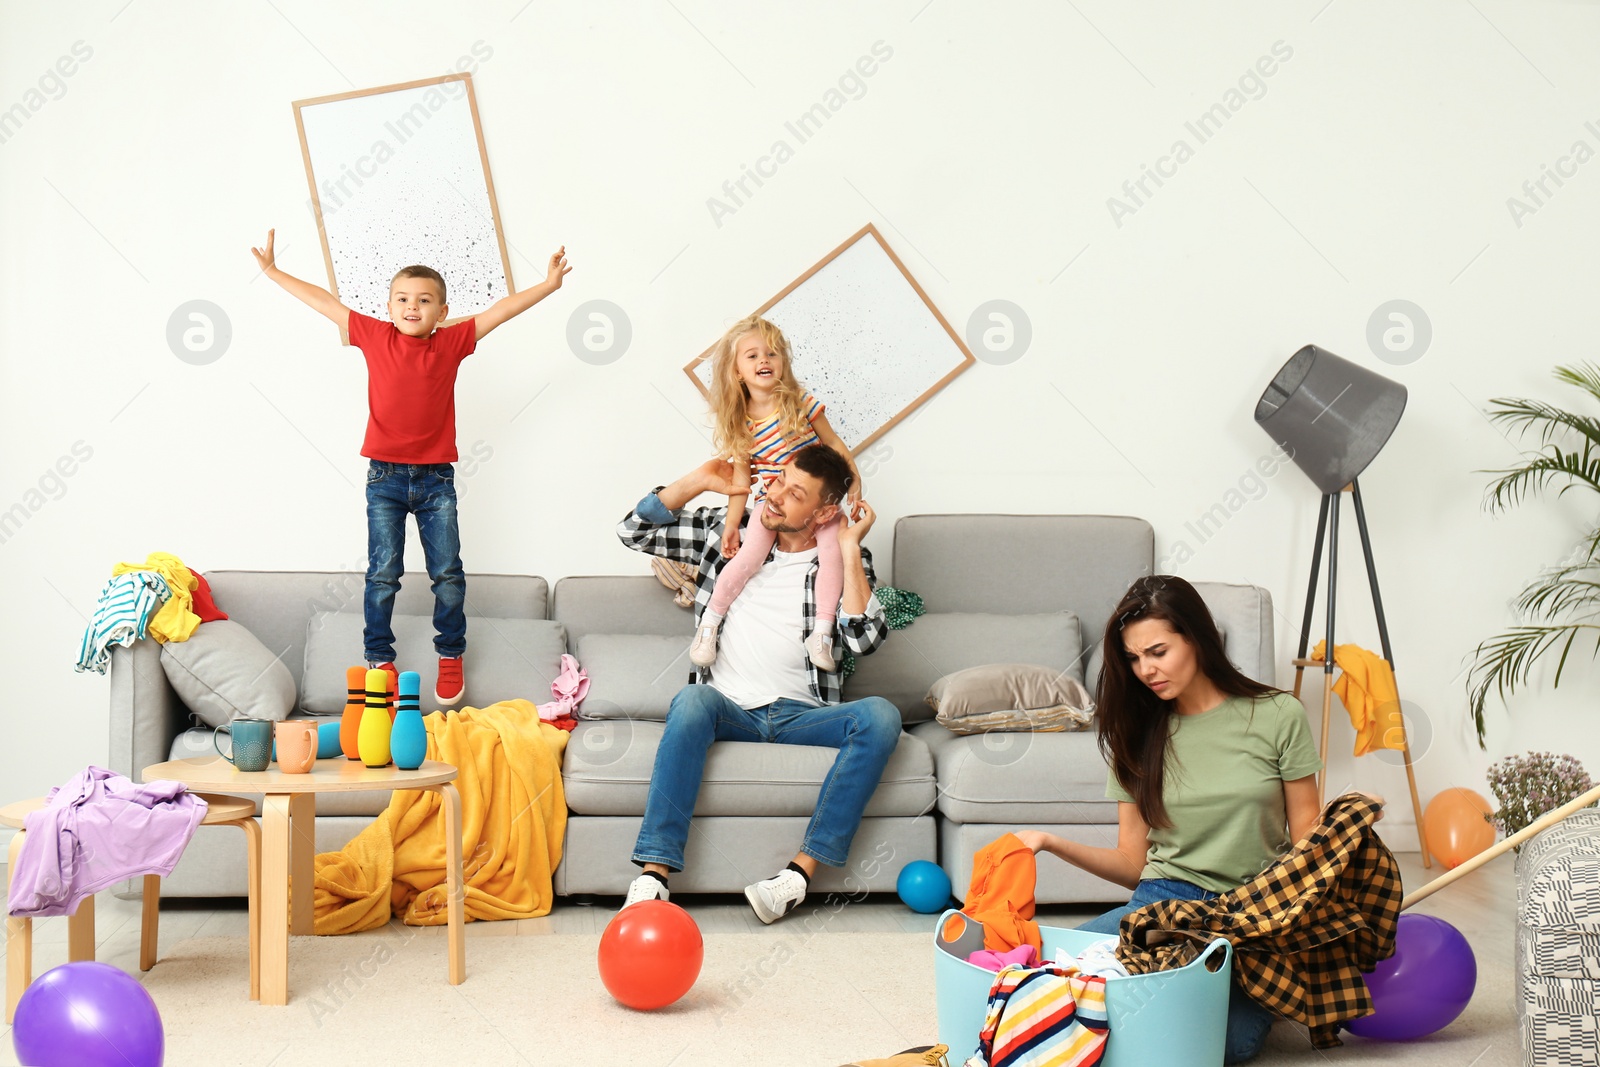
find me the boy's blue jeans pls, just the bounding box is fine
[631,685,902,871]
[1079,877,1276,1064]
[363,461,466,663]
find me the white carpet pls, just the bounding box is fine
[3,925,1521,1066]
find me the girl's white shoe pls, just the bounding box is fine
[805,630,836,671]
[689,621,721,667]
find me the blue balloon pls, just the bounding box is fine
[13,961,164,1066]
[897,860,953,914]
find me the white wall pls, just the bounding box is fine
[4,1,1598,848]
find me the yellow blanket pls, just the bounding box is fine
[1311,639,1406,757]
[312,699,568,934]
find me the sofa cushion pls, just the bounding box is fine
[301,612,567,714]
[576,634,691,721]
[562,719,936,818]
[928,664,1094,735]
[845,612,1082,724]
[909,719,1116,824]
[160,620,296,728]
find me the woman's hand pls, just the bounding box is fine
[1014,830,1053,855]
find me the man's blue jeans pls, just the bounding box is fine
[364,461,466,662]
[1079,877,1276,1064]
[632,685,902,871]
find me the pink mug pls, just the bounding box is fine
[274,721,319,774]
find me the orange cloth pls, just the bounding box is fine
[1311,640,1407,757]
[961,832,1043,955]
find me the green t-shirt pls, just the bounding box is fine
[1105,692,1323,893]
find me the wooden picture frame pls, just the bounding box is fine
[682,223,977,455]
[292,73,514,339]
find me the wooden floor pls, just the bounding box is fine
[0,849,1516,967]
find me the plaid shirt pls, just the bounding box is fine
[616,491,889,705]
[1115,793,1401,1049]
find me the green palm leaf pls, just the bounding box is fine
[1469,362,1600,746]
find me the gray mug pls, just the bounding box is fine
[214,717,273,772]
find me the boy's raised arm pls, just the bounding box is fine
[251,228,352,331]
[467,246,571,341]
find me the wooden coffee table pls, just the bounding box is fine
[142,757,464,1007]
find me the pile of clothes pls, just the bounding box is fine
[75,551,227,674]
[956,794,1403,1065]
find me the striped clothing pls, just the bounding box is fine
[76,571,170,675]
[748,393,824,498]
[977,964,1109,1067]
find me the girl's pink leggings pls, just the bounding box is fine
[708,499,842,625]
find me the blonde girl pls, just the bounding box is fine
[691,315,862,670]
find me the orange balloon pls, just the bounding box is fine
[1422,787,1496,869]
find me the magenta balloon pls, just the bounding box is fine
[1347,914,1476,1041]
[12,961,165,1066]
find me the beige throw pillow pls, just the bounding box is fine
[926,663,1095,735]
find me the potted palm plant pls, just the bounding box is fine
[1468,363,1600,747]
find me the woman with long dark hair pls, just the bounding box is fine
[1016,575,1323,1063]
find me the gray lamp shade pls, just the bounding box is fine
[1254,345,1407,494]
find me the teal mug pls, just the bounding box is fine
[214,717,273,772]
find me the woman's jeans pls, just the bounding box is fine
[1078,878,1275,1064]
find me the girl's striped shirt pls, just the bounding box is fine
[748,392,824,497]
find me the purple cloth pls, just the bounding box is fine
[967,943,1039,972]
[8,766,207,917]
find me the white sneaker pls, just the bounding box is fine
[689,620,721,668]
[804,630,836,671]
[744,868,807,925]
[622,874,669,912]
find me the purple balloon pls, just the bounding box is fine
[1347,914,1476,1041]
[12,961,164,1067]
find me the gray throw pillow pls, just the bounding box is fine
[845,611,1083,723]
[927,663,1095,734]
[576,634,693,721]
[301,611,568,714]
[160,620,296,728]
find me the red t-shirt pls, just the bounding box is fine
[348,311,478,463]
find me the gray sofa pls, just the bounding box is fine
[108,514,1275,905]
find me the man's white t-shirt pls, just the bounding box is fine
[708,547,820,710]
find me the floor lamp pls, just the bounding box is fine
[1254,344,1431,867]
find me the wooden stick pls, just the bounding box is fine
[1401,780,1600,910]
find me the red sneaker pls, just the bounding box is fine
[369,661,399,695]
[436,656,465,707]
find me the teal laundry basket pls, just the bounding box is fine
[933,909,1233,1067]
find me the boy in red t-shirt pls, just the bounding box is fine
[251,228,570,705]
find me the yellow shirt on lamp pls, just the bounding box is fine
[1311,639,1406,756]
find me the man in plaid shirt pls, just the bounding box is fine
[616,446,900,924]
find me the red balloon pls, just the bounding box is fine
[598,901,703,1010]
